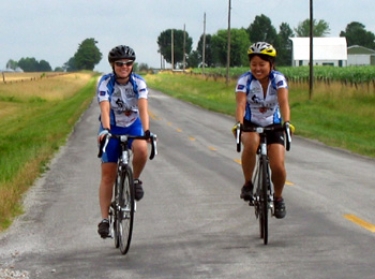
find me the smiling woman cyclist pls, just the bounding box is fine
[96,45,152,238]
[233,42,294,219]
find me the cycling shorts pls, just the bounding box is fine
[243,119,284,146]
[100,117,144,163]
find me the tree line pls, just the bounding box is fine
[4,14,375,72]
[158,15,375,69]
[5,38,102,72]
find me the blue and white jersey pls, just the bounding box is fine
[235,70,288,126]
[97,73,148,128]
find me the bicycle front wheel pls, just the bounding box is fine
[111,173,121,248]
[118,165,135,255]
[258,156,269,245]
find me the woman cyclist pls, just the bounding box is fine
[96,45,151,238]
[234,42,293,219]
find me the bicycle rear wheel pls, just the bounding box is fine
[258,156,269,245]
[118,165,135,255]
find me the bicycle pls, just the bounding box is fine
[98,132,157,254]
[236,123,291,245]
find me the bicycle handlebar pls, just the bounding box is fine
[236,124,292,153]
[97,133,158,160]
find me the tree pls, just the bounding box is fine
[54,66,64,72]
[38,60,52,71]
[211,28,250,67]
[64,57,77,72]
[6,59,18,70]
[17,57,51,72]
[186,50,200,68]
[157,29,193,68]
[340,22,375,49]
[196,34,214,67]
[247,14,278,45]
[73,38,102,71]
[17,57,38,72]
[294,19,330,37]
[276,23,294,66]
[137,63,149,72]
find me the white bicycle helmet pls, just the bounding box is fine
[247,42,277,57]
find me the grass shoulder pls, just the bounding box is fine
[0,72,99,231]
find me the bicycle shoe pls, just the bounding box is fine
[98,219,110,238]
[274,197,286,219]
[134,179,144,201]
[240,181,254,202]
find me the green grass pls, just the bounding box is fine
[147,72,236,115]
[146,71,375,158]
[0,73,98,230]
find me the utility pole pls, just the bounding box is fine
[171,29,174,70]
[226,0,231,86]
[202,12,206,74]
[183,24,186,71]
[309,0,314,99]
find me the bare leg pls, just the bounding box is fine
[99,162,117,219]
[241,132,259,183]
[131,139,148,179]
[268,144,286,198]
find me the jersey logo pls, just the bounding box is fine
[115,98,124,108]
[251,94,261,104]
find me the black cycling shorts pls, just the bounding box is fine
[243,119,285,146]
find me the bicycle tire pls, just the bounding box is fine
[112,175,121,248]
[259,156,269,245]
[118,165,135,255]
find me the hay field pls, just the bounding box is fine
[0,72,93,101]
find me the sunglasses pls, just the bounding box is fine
[114,60,134,67]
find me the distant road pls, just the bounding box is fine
[1,89,375,279]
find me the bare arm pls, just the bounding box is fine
[277,87,290,123]
[99,101,111,130]
[138,98,149,132]
[235,92,247,124]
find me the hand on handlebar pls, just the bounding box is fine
[231,122,242,138]
[283,122,295,135]
[98,129,110,144]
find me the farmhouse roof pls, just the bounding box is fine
[347,45,375,55]
[289,37,347,60]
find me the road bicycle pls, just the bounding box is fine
[236,123,291,245]
[98,132,157,254]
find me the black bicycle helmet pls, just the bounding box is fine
[108,45,136,63]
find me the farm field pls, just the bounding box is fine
[192,65,375,86]
[0,72,98,231]
[1,71,68,83]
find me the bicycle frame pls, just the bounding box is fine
[236,124,291,245]
[98,132,157,254]
[252,128,274,213]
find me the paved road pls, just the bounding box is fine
[1,89,375,279]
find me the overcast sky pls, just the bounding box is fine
[1,0,374,72]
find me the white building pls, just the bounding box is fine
[347,45,375,66]
[289,37,347,67]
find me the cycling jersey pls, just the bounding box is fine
[97,72,148,128]
[235,70,288,127]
